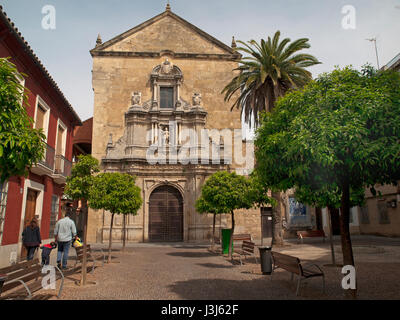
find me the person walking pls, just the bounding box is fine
[22,218,41,260]
[54,211,77,270]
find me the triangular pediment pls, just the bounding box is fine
[92,10,236,56]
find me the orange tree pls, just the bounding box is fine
[89,173,142,263]
[254,65,400,297]
[195,171,253,258]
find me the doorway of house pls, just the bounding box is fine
[21,189,38,259]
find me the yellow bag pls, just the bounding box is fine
[73,238,83,248]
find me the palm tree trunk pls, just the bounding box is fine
[271,191,283,246]
[228,211,235,258]
[108,213,115,264]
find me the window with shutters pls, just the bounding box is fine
[34,96,50,141]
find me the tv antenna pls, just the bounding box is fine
[366,37,380,69]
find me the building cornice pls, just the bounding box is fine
[91,50,240,61]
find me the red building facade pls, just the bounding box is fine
[0,6,82,267]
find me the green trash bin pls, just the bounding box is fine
[221,229,233,254]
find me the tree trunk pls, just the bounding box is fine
[211,213,216,249]
[271,191,283,246]
[122,214,126,252]
[228,211,235,258]
[108,213,115,264]
[340,181,357,298]
[80,202,88,286]
[327,207,336,267]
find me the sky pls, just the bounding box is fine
[1,0,400,123]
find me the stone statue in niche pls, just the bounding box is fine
[192,93,202,106]
[131,92,141,106]
[160,125,170,145]
[161,59,173,74]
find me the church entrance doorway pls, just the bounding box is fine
[149,185,183,242]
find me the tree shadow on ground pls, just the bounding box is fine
[166,277,330,300]
[197,263,235,269]
[166,251,217,258]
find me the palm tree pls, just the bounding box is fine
[223,31,320,126]
[223,31,320,245]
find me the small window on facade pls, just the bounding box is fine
[160,87,174,109]
[360,206,370,224]
[49,195,59,238]
[36,104,46,131]
[377,200,390,224]
[0,182,8,244]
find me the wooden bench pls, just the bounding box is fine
[232,233,252,242]
[74,244,105,273]
[297,230,326,244]
[232,240,257,265]
[271,251,325,296]
[0,258,64,300]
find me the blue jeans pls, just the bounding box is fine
[57,241,71,268]
[26,246,37,261]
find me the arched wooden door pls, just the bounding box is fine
[149,185,183,242]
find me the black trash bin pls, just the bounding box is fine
[0,274,7,295]
[258,246,272,275]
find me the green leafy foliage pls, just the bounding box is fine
[89,173,142,215]
[255,65,400,197]
[64,155,100,201]
[222,31,320,126]
[247,171,274,208]
[195,171,253,215]
[294,184,365,209]
[254,65,400,271]
[0,58,45,182]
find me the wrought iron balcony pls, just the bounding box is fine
[54,154,72,178]
[31,143,55,176]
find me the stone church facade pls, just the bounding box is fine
[87,6,261,243]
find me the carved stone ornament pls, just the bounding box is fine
[161,59,173,74]
[131,92,141,106]
[192,93,202,106]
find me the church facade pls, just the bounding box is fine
[87,6,261,243]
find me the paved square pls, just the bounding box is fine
[45,236,400,300]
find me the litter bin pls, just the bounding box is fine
[221,229,233,255]
[0,274,7,295]
[258,246,272,275]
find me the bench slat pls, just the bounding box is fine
[3,264,42,283]
[271,252,301,275]
[0,259,40,274]
[2,268,42,293]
